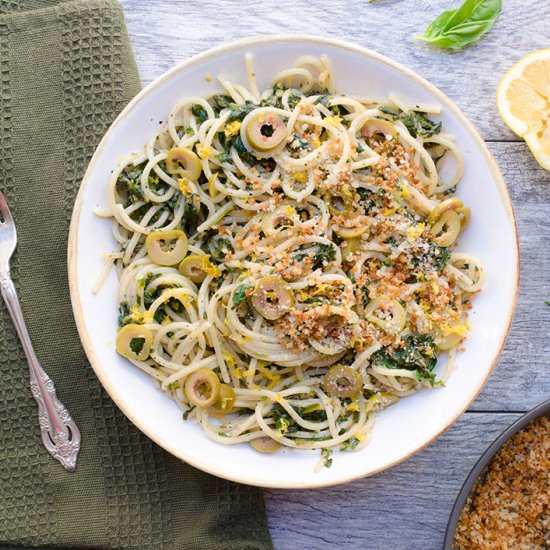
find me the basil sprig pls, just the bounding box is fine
[415,0,502,50]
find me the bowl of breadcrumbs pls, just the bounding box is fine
[445,399,549,549]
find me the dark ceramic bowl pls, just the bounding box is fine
[444,398,550,549]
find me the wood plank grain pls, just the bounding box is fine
[119,0,549,141]
[264,412,522,550]
[472,142,550,411]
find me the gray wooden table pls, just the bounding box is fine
[119,1,550,547]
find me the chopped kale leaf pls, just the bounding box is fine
[260,94,283,109]
[360,285,370,308]
[321,448,333,468]
[287,93,302,109]
[217,152,232,163]
[116,164,144,205]
[400,111,442,138]
[373,333,438,386]
[233,285,252,306]
[412,241,450,272]
[154,307,166,324]
[190,104,208,123]
[212,94,233,110]
[291,251,309,263]
[117,302,131,327]
[340,437,360,451]
[434,246,450,271]
[228,100,256,122]
[378,106,401,117]
[378,106,441,138]
[270,403,327,436]
[206,234,234,260]
[312,244,336,269]
[288,133,310,152]
[357,187,380,214]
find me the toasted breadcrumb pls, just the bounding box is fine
[454,415,550,549]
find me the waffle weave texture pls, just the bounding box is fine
[0,1,272,548]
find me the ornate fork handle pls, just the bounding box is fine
[0,268,80,471]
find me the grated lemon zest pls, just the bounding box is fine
[407,222,425,242]
[197,145,214,159]
[293,171,308,184]
[129,305,145,323]
[442,323,469,337]
[224,120,241,138]
[324,115,342,127]
[202,255,221,277]
[142,311,155,324]
[178,177,193,196]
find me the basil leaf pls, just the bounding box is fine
[415,0,502,50]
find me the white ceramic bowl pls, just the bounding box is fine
[68,36,519,488]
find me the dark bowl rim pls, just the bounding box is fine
[444,398,550,549]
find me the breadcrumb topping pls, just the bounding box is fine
[454,415,550,549]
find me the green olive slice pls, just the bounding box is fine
[179,254,207,283]
[250,436,282,454]
[334,224,369,239]
[343,237,362,257]
[207,173,219,197]
[166,147,202,180]
[430,210,461,247]
[184,368,220,408]
[361,118,397,140]
[365,296,406,334]
[426,143,447,162]
[322,364,363,398]
[250,276,294,320]
[145,229,188,266]
[210,384,237,415]
[324,192,354,217]
[427,198,463,225]
[457,207,471,230]
[435,331,463,351]
[364,392,399,413]
[245,112,287,152]
[116,324,153,362]
[261,205,299,237]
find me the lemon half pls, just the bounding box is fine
[497,49,550,170]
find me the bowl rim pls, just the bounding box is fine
[444,398,550,548]
[67,34,520,488]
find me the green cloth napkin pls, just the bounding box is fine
[0,1,272,548]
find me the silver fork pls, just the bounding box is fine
[0,190,80,471]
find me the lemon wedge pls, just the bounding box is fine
[497,49,550,170]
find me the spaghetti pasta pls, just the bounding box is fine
[98,55,483,465]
